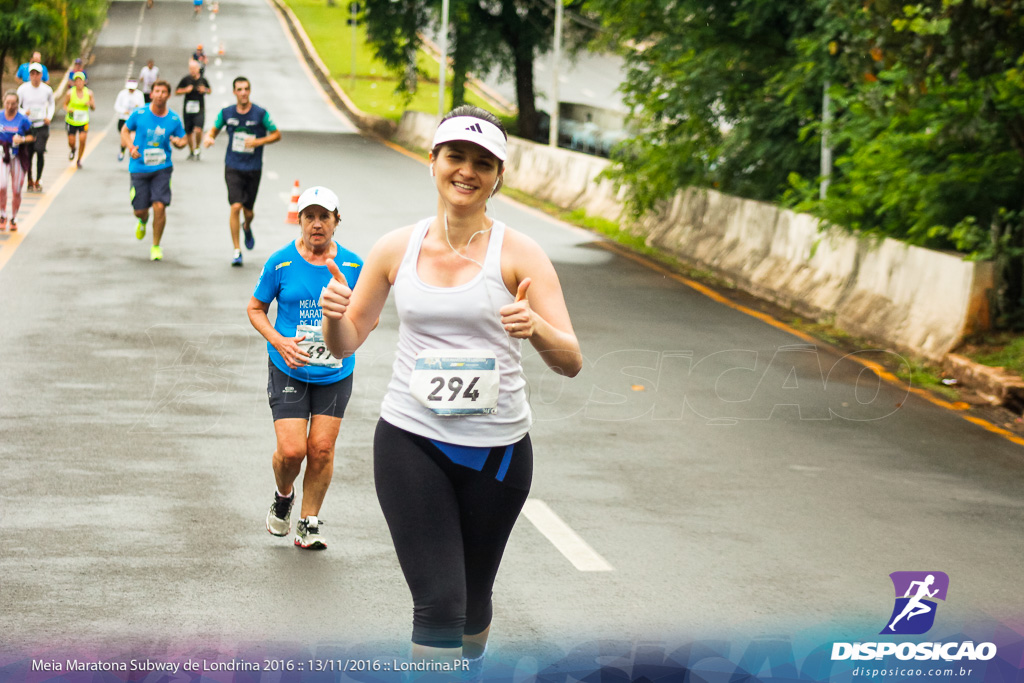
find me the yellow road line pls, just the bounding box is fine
[597,239,1024,447]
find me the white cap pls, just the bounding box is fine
[297,186,339,214]
[431,116,507,161]
[28,62,43,73]
[126,79,138,89]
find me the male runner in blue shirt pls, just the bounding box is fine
[120,80,187,261]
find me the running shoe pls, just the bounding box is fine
[242,223,254,250]
[76,161,82,169]
[266,491,294,536]
[8,219,17,232]
[461,652,486,682]
[118,150,124,162]
[135,219,146,240]
[68,148,75,160]
[150,245,163,261]
[294,516,326,550]
[0,216,6,230]
[33,182,42,193]
[231,249,243,267]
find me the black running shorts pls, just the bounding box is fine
[183,111,204,132]
[225,167,262,210]
[30,125,48,153]
[267,359,353,421]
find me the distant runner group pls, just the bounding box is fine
[4,50,280,267]
[116,56,280,262]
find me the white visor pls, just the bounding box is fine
[297,186,339,214]
[431,116,507,161]
[126,80,138,89]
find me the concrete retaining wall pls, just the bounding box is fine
[395,111,994,361]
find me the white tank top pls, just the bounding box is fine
[380,217,531,446]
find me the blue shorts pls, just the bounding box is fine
[130,167,173,210]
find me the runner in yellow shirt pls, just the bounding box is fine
[64,72,94,169]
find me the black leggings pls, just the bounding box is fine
[373,418,532,648]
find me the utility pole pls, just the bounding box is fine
[548,0,563,147]
[820,80,832,199]
[348,2,359,91]
[438,0,449,117]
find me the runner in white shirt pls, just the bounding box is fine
[113,79,145,162]
[15,64,53,192]
[138,59,159,103]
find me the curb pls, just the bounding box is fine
[944,354,1024,412]
[268,0,397,140]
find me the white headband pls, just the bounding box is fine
[431,116,507,162]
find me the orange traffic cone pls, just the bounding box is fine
[217,42,225,56]
[286,180,300,224]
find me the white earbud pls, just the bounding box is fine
[430,164,435,177]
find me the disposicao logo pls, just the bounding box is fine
[831,571,997,662]
[881,571,948,635]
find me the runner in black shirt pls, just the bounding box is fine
[175,61,211,160]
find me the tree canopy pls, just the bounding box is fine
[589,0,1024,323]
[0,0,108,92]
[362,0,596,139]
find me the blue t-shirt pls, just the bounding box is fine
[0,112,32,145]
[214,104,277,172]
[16,63,49,82]
[253,241,364,385]
[125,106,186,174]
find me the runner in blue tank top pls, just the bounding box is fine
[247,186,363,551]
[319,107,582,672]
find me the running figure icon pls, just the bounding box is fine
[881,571,949,635]
[888,574,938,631]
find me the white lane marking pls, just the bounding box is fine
[216,71,224,80]
[215,57,223,66]
[522,499,613,571]
[126,1,146,79]
[266,170,279,180]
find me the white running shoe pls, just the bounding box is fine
[266,491,294,536]
[294,516,326,550]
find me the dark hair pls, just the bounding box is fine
[232,76,250,90]
[151,79,172,95]
[432,105,508,195]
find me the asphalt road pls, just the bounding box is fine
[1,0,1022,677]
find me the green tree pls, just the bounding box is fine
[0,0,60,92]
[586,0,834,212]
[791,0,1024,324]
[0,0,107,92]
[363,0,595,138]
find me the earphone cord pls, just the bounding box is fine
[442,210,516,356]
